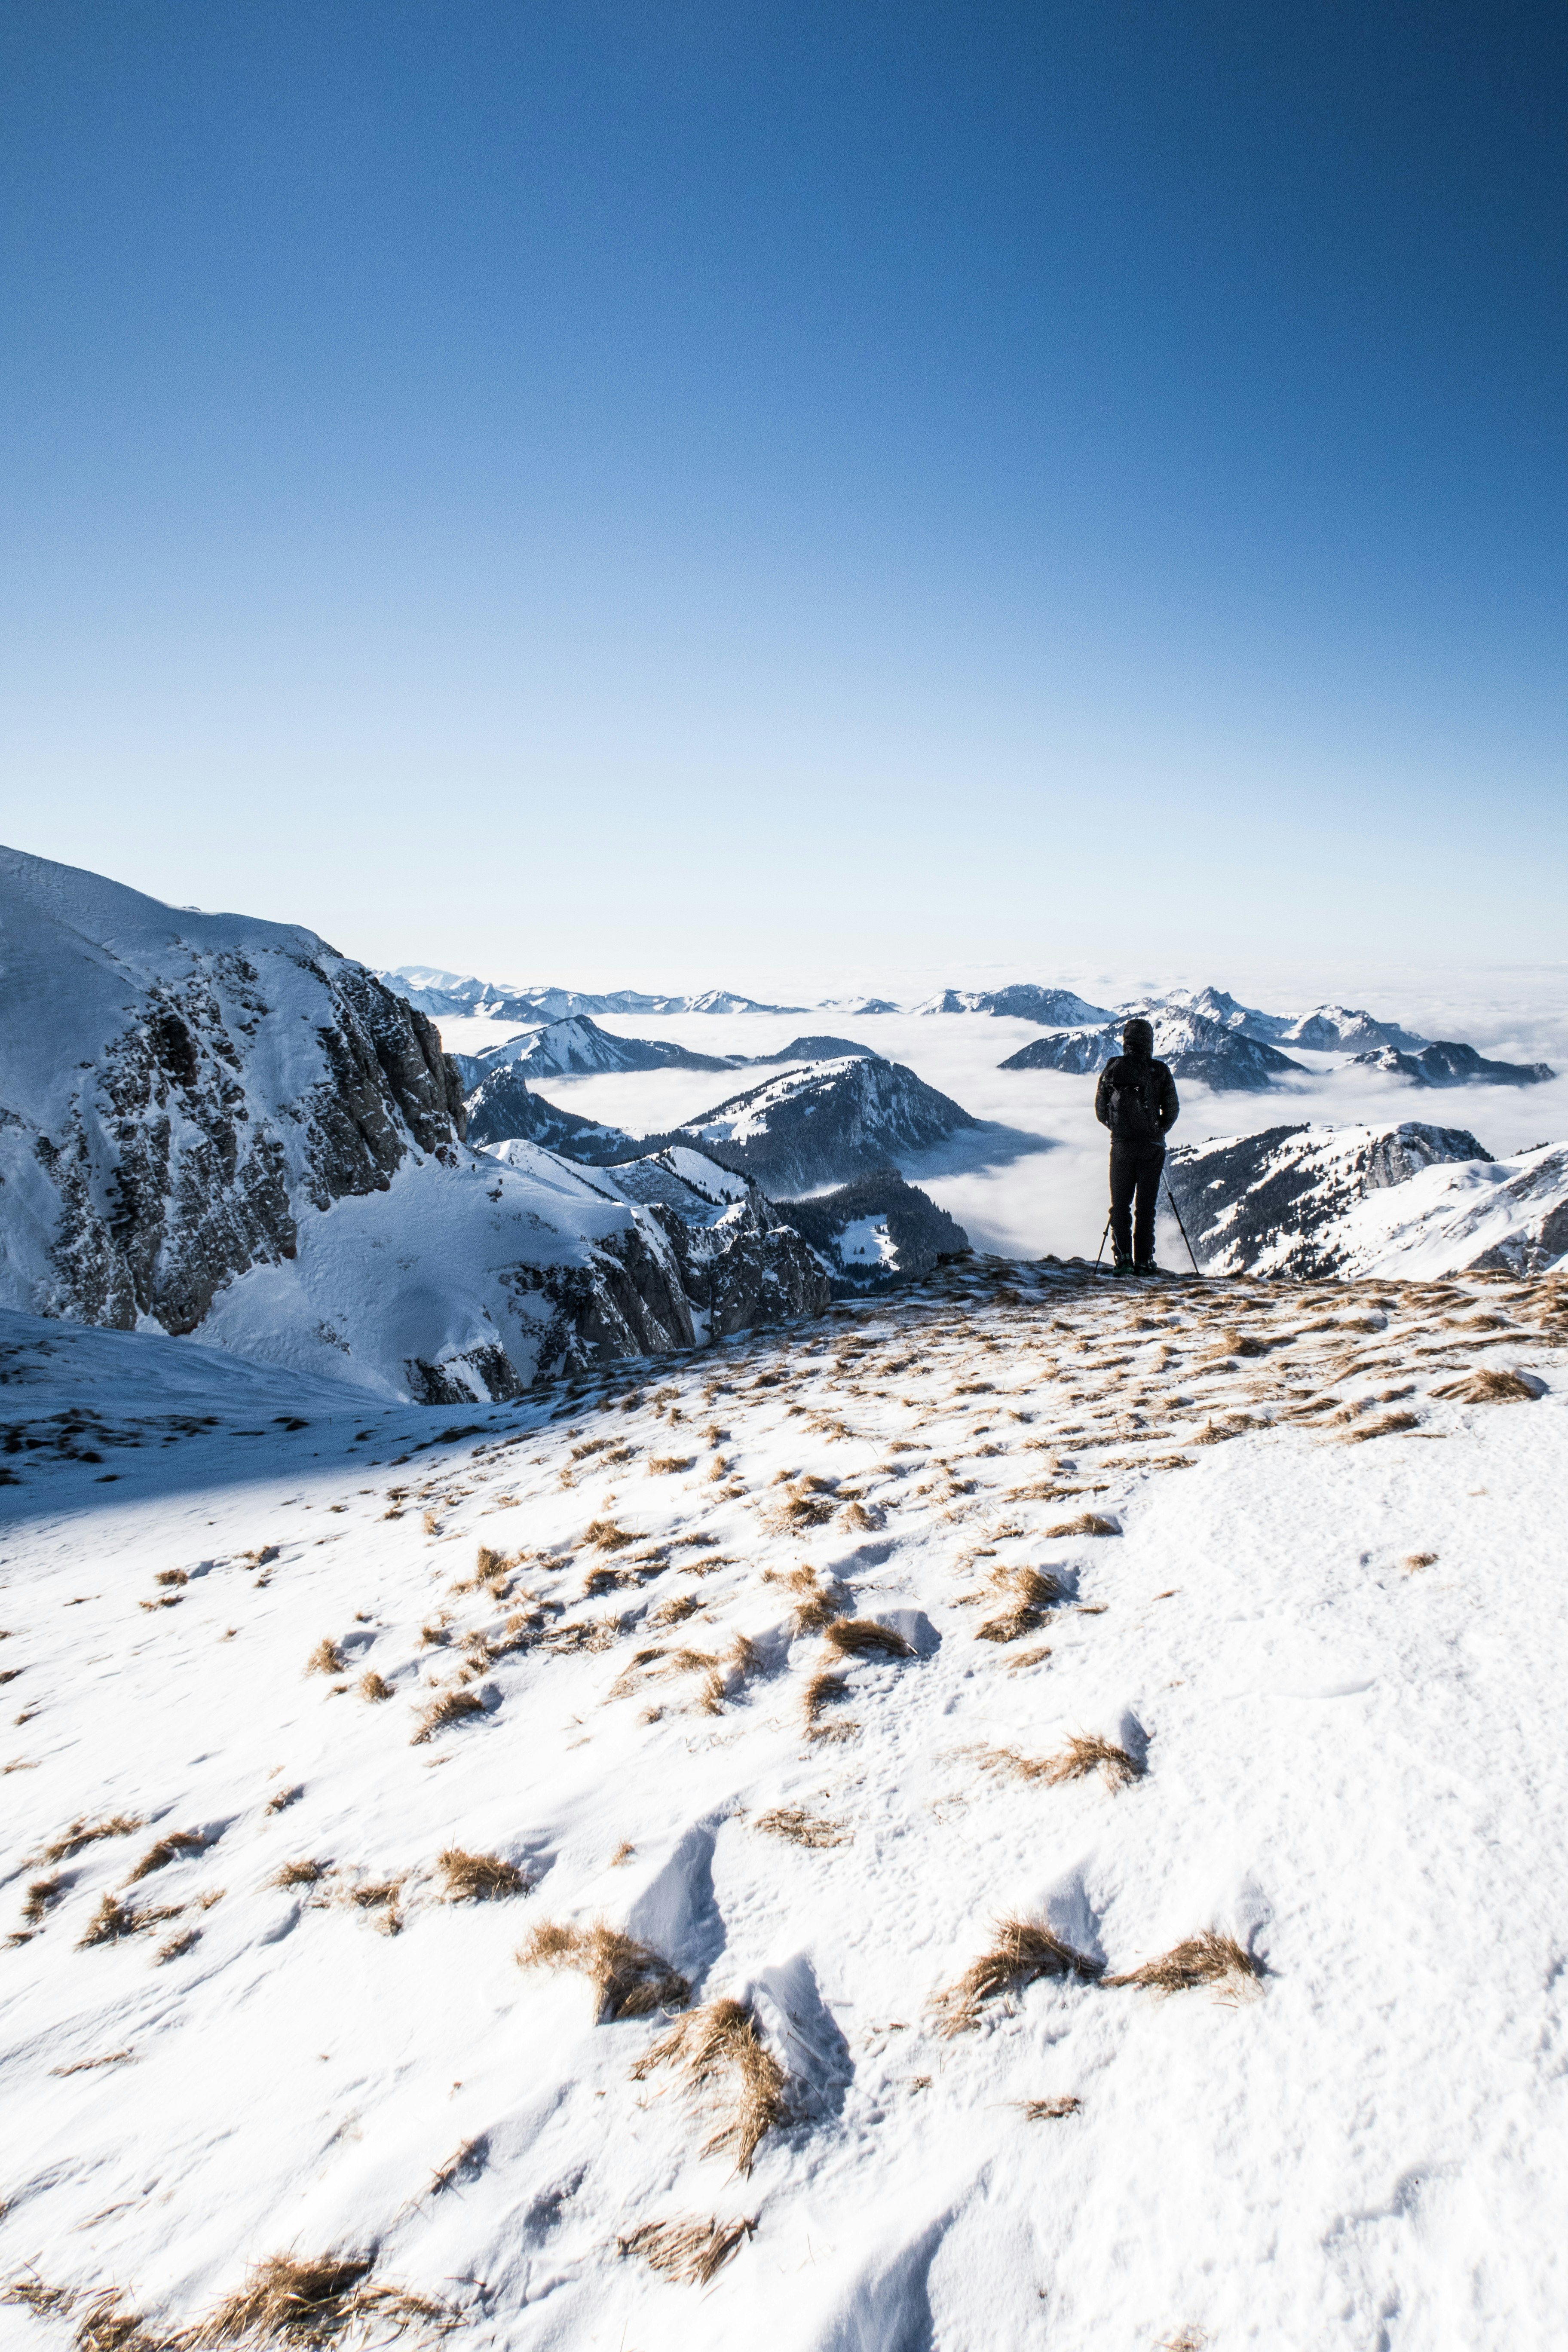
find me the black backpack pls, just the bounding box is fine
[1107,1057,1163,1137]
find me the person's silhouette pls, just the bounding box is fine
[1094,1018,1179,1275]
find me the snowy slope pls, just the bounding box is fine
[1169,1122,1568,1280]
[1001,1010,1304,1092]
[1,1259,1566,2350]
[0,849,797,1401]
[912,985,1116,1023]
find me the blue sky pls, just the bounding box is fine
[3,2,1565,990]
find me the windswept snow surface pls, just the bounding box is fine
[3,1260,1567,2349]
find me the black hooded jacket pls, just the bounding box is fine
[1094,1021,1179,1140]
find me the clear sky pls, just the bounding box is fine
[3,2,1565,992]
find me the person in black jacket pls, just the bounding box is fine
[1093,1017,1179,1274]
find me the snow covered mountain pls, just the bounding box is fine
[1348,1041,1555,1087]
[674,1057,981,1194]
[1000,1010,1305,1093]
[480,1142,829,1338]
[0,849,828,1400]
[776,1170,970,1292]
[913,984,1117,1023]
[463,1067,637,1158]
[1167,1120,1568,1278]
[1127,988,1427,1053]
[474,1016,737,1081]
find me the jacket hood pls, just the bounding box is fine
[1122,1017,1155,1059]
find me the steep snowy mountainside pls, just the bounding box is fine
[0,850,819,1402]
[2,1258,1565,2350]
[1001,1011,1304,1093]
[479,1142,830,1338]
[1349,1041,1555,1088]
[676,1056,981,1194]
[474,1017,736,1081]
[1166,1121,1568,1278]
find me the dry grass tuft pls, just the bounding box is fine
[1404,1550,1439,1571]
[978,1734,1142,1792]
[754,1806,849,1848]
[191,2253,457,2346]
[1431,1368,1540,1406]
[766,1563,845,1634]
[1338,1410,1421,1443]
[518,1919,689,2021]
[801,1670,858,1740]
[584,1519,637,1551]
[823,1617,914,1660]
[631,1998,787,2175]
[437,1848,529,1901]
[617,2214,757,2287]
[650,1592,699,1628]
[410,1690,486,1745]
[648,1456,695,1477]
[265,1786,303,1815]
[39,1814,143,1865]
[126,1831,206,1882]
[974,1567,1060,1645]
[305,1640,343,1678]
[1105,1929,1262,2000]
[358,1671,395,1703]
[933,1916,1103,2033]
[22,1874,65,1925]
[272,1859,329,1888]
[1042,1513,1120,1538]
[1018,2095,1081,2120]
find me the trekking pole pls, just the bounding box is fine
[1163,1173,1200,1276]
[1093,1213,1112,1273]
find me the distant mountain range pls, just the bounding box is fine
[382,968,806,1020]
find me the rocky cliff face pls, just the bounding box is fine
[0,848,823,1399]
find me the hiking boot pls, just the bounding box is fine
[1133,1259,1164,1278]
[1111,1250,1135,1277]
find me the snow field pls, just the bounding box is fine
[2,1262,1566,2350]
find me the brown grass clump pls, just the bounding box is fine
[437,1848,530,1901]
[410,1690,486,1745]
[1042,1513,1120,1538]
[823,1617,914,1661]
[126,1831,207,1881]
[766,1563,845,1633]
[273,1859,329,1888]
[518,1920,689,2020]
[358,1671,395,1702]
[648,1456,695,1476]
[801,1671,857,1740]
[1339,1410,1421,1443]
[305,1639,344,1677]
[38,1813,143,1865]
[192,2254,456,2346]
[1105,1929,1262,2000]
[584,1519,637,1550]
[618,2214,757,2286]
[754,1807,849,1848]
[631,1998,787,2175]
[265,1786,303,1815]
[76,1895,178,1949]
[1018,2095,1081,2120]
[974,1566,1061,1644]
[933,1916,1103,2033]
[22,1873,66,1925]
[650,1592,699,1628]
[1431,1368,1539,1405]
[1404,1551,1439,1571]
[979,1734,1142,1792]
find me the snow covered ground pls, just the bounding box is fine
[3,1258,1566,2350]
[434,1009,1568,1269]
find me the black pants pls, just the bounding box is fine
[1109,1137,1165,1262]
